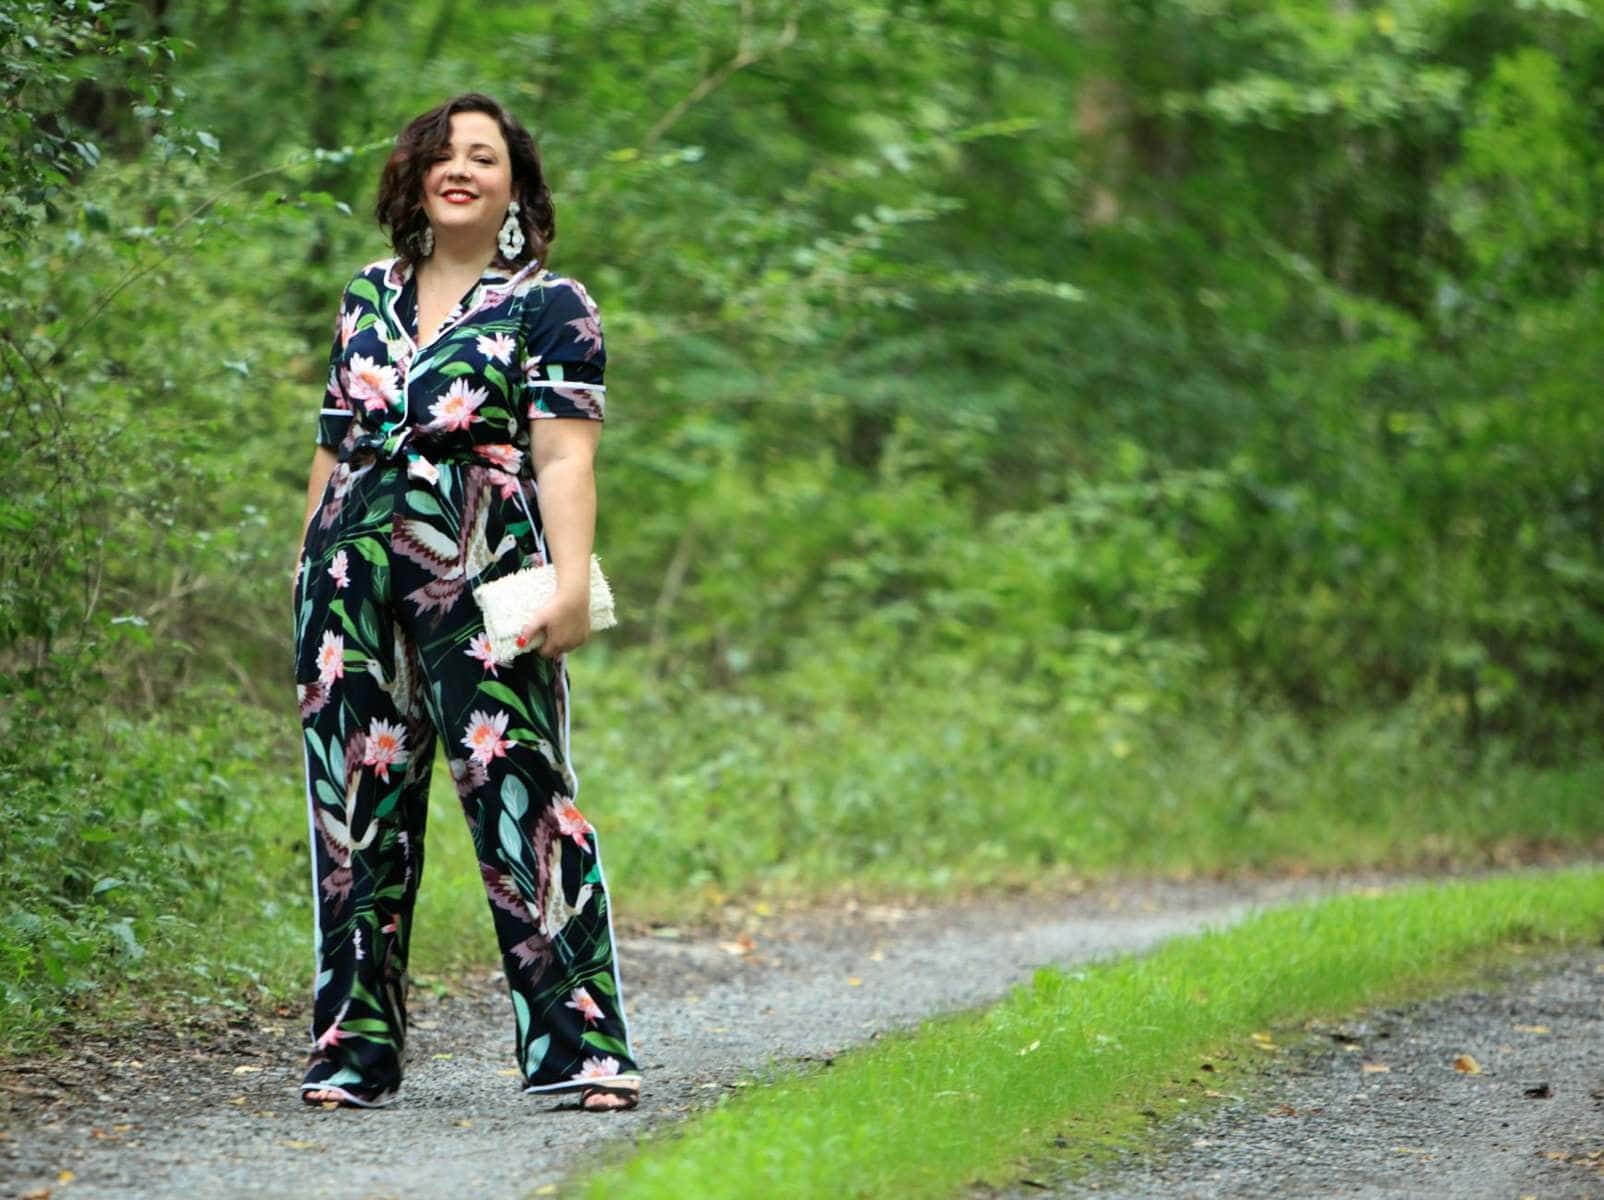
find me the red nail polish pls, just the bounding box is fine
[516,635,527,647]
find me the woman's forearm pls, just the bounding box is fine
[300,445,338,554]
[533,453,597,599]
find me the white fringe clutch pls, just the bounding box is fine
[473,555,617,664]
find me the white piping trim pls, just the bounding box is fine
[521,1073,641,1096]
[319,408,354,416]
[509,482,636,1066]
[524,381,606,391]
[298,1082,399,1109]
[299,733,323,1037]
[590,825,638,1065]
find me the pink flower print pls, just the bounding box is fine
[314,999,352,1051]
[467,631,500,676]
[565,314,603,360]
[362,718,409,782]
[427,379,487,432]
[522,353,544,383]
[462,709,512,765]
[566,986,603,1025]
[344,354,400,413]
[317,630,345,687]
[324,364,343,404]
[476,332,516,364]
[573,1056,621,1081]
[476,443,524,473]
[486,468,520,500]
[564,279,604,359]
[328,549,350,590]
[339,306,360,348]
[551,795,593,850]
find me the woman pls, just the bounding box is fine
[291,93,639,1112]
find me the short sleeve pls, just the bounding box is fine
[520,277,606,422]
[315,284,356,448]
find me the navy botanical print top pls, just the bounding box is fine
[317,255,605,466]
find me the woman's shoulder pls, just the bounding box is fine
[336,257,402,304]
[519,267,602,327]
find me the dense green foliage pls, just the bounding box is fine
[3,0,1602,1047]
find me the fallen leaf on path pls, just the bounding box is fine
[1269,1104,1298,1117]
[846,977,862,987]
[1453,1054,1481,1074]
[533,1186,558,1196]
[227,1096,246,1105]
[232,1065,261,1074]
[718,936,756,956]
[1362,1063,1390,1074]
[20,1187,50,1200]
[1513,1024,1550,1035]
[496,1068,520,1077]
[279,1139,317,1150]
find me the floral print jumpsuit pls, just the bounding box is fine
[291,255,637,1106]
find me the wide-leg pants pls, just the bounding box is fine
[291,461,637,1106]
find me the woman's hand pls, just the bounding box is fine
[517,588,592,659]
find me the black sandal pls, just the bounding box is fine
[578,1079,640,1112]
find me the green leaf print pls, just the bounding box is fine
[373,784,403,821]
[322,1067,365,1087]
[356,312,378,334]
[501,775,529,820]
[348,536,386,568]
[484,363,508,399]
[512,989,531,1042]
[342,1018,394,1033]
[315,968,334,995]
[329,735,345,786]
[315,779,344,810]
[498,809,527,872]
[479,405,511,423]
[586,970,616,996]
[304,728,331,776]
[524,1033,551,1081]
[328,598,363,642]
[347,277,381,308]
[405,489,443,516]
[439,360,476,377]
[359,599,381,652]
[477,681,533,724]
[581,1031,630,1058]
[350,977,384,1013]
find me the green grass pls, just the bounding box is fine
[577,869,1604,1200]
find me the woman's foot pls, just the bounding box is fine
[578,1079,640,1112]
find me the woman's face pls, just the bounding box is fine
[419,110,514,248]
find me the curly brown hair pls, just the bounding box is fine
[375,92,555,270]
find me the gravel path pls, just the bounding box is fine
[1026,951,1604,1199]
[1,877,1315,1200]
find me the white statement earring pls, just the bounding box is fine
[498,199,525,259]
[416,222,434,257]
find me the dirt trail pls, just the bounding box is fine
[2,877,1321,1200]
[1013,951,1604,1199]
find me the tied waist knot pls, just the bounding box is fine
[339,426,488,486]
